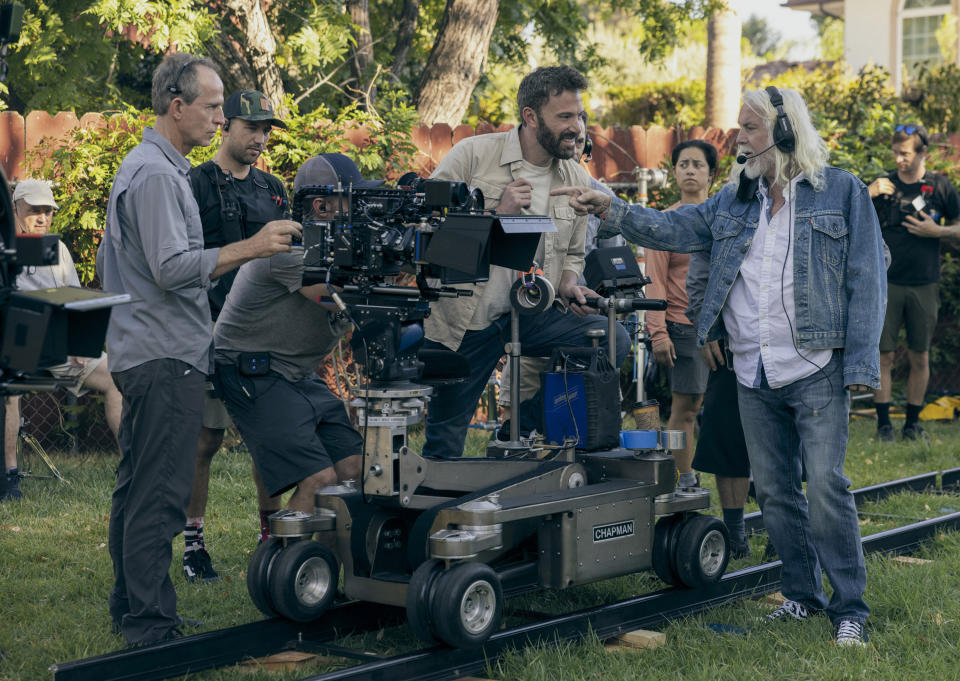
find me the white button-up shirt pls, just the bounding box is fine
[723,174,833,389]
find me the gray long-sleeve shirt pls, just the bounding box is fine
[97,127,220,374]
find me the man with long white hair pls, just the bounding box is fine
[552,86,885,648]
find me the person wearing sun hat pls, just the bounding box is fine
[2,179,123,503]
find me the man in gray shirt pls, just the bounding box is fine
[213,153,366,512]
[97,53,300,647]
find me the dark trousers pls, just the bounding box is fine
[108,358,204,645]
[422,307,629,458]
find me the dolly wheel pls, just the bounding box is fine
[247,537,284,617]
[651,514,684,587]
[405,559,444,645]
[675,515,730,588]
[431,563,503,649]
[268,541,340,622]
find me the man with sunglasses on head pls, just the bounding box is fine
[868,124,960,442]
[97,54,301,647]
[180,90,291,584]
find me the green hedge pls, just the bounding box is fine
[32,98,418,284]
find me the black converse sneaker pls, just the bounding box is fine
[182,548,220,583]
[765,599,811,622]
[835,619,867,647]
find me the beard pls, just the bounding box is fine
[536,113,578,160]
[739,148,774,180]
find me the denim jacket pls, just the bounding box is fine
[600,167,886,388]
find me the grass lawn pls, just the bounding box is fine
[2,416,960,680]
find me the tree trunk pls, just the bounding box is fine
[704,6,741,129]
[390,0,421,77]
[203,0,286,113]
[414,0,499,127]
[346,0,377,103]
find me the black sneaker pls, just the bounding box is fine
[2,470,22,501]
[902,423,929,442]
[876,424,895,442]
[765,599,811,622]
[834,619,867,647]
[182,548,220,584]
[730,540,752,559]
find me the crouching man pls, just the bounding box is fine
[212,154,376,511]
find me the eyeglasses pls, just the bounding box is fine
[167,59,198,96]
[895,124,928,147]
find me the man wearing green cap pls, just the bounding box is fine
[183,90,290,583]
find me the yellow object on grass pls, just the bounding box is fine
[919,396,960,421]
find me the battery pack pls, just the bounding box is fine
[542,347,620,450]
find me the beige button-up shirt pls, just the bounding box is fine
[425,126,592,351]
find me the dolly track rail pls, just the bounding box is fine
[52,468,960,681]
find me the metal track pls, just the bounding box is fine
[52,470,960,681]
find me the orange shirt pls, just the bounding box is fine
[643,247,692,347]
[644,199,695,347]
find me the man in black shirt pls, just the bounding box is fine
[183,90,291,582]
[869,124,960,441]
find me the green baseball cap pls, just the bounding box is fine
[222,90,286,129]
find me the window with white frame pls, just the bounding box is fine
[901,0,952,77]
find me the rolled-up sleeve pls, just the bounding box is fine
[130,173,218,291]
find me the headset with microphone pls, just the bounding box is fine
[736,86,796,201]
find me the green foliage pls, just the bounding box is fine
[32,100,418,284]
[816,16,844,61]
[911,62,960,136]
[86,0,215,53]
[599,78,705,128]
[30,109,152,284]
[3,0,214,113]
[742,14,781,59]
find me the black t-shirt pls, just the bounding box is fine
[873,170,960,285]
[188,161,290,318]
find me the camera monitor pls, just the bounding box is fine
[424,214,556,284]
[1,286,131,373]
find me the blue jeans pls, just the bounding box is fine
[737,352,868,625]
[422,307,629,458]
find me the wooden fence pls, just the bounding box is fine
[0,110,743,183]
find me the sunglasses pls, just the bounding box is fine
[895,124,928,147]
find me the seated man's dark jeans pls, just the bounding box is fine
[422,307,629,458]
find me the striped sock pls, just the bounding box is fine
[184,517,205,553]
[259,510,273,542]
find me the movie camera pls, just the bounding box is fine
[291,175,555,385]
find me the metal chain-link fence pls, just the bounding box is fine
[18,390,115,453]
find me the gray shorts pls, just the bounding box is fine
[202,382,232,430]
[46,351,106,397]
[880,282,938,353]
[665,322,708,395]
[214,364,363,496]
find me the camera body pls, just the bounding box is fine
[291,175,553,385]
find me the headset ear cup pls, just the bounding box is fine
[765,86,796,154]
